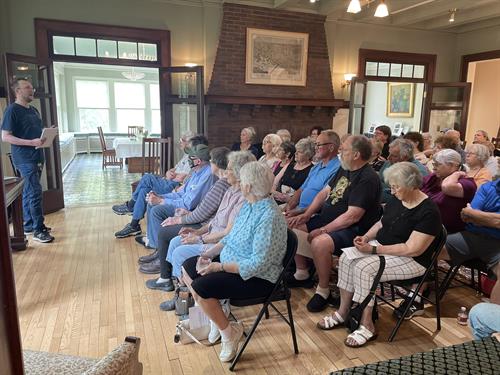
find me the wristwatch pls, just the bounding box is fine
[371,245,377,255]
[320,227,327,234]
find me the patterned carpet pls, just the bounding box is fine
[63,154,141,207]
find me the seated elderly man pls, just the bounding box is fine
[285,130,341,216]
[287,135,382,312]
[316,162,441,348]
[181,161,287,363]
[379,138,429,203]
[113,133,207,238]
[440,178,500,304]
[140,145,217,250]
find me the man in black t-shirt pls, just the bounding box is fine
[288,135,382,312]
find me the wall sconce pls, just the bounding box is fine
[341,73,356,89]
[449,8,457,23]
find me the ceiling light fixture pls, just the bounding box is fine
[449,8,457,23]
[374,0,389,18]
[347,0,362,14]
[309,0,317,3]
[121,67,145,81]
[17,65,29,71]
[184,63,197,67]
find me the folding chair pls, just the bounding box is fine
[438,258,489,301]
[228,229,299,371]
[376,225,447,342]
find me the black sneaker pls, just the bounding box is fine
[135,235,154,249]
[112,203,133,216]
[115,223,141,238]
[33,230,54,243]
[24,228,33,235]
[145,278,174,292]
[393,297,425,320]
[306,292,340,312]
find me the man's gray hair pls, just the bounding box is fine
[321,130,341,149]
[240,161,274,199]
[350,135,372,161]
[383,161,423,190]
[227,151,257,180]
[295,138,315,160]
[390,138,414,160]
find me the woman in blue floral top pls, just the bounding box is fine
[182,161,287,363]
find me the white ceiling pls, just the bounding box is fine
[204,0,500,33]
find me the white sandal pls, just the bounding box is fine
[317,311,345,330]
[344,325,378,347]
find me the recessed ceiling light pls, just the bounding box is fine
[17,65,29,71]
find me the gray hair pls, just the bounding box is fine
[466,143,490,165]
[389,138,414,160]
[209,147,231,170]
[276,129,292,142]
[263,133,283,155]
[321,130,341,149]
[434,149,461,166]
[350,135,373,161]
[295,138,315,160]
[241,127,256,142]
[240,161,274,199]
[383,162,423,190]
[181,130,195,142]
[227,151,257,180]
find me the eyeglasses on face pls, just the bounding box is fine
[314,142,333,148]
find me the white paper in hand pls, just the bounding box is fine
[342,240,381,260]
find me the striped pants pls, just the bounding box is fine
[337,254,427,306]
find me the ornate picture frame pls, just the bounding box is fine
[386,82,415,117]
[245,28,309,86]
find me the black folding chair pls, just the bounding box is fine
[228,229,299,371]
[376,225,447,342]
[438,258,489,300]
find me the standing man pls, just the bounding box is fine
[1,79,54,243]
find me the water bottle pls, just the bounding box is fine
[457,306,468,325]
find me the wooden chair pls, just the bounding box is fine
[128,126,143,138]
[141,137,172,175]
[97,126,122,170]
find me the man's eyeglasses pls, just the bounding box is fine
[315,142,333,148]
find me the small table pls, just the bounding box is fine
[5,178,27,251]
[112,138,142,160]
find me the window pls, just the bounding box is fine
[364,62,426,79]
[75,80,110,131]
[115,82,145,132]
[150,84,161,134]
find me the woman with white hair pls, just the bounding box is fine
[465,143,493,188]
[259,133,282,169]
[316,162,441,348]
[231,126,260,158]
[180,161,287,362]
[421,149,476,234]
[276,128,292,142]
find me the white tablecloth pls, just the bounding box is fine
[112,138,142,159]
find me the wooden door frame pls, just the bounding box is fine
[460,50,500,82]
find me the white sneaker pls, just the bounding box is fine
[219,322,244,363]
[208,300,231,344]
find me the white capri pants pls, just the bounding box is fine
[337,254,427,306]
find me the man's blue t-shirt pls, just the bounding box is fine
[1,103,44,165]
[467,179,500,239]
[298,157,340,209]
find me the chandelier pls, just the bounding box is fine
[121,67,145,81]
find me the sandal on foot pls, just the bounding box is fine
[316,311,345,330]
[344,325,378,348]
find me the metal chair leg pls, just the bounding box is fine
[286,295,299,354]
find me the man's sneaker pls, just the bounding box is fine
[393,297,425,320]
[25,225,51,235]
[135,235,154,249]
[219,322,244,362]
[112,203,133,216]
[138,250,159,264]
[33,230,54,243]
[24,228,33,235]
[139,258,160,274]
[145,278,174,292]
[306,292,340,313]
[115,223,141,238]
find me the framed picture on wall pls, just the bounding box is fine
[245,28,309,86]
[386,82,415,117]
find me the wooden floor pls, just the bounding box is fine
[12,205,480,374]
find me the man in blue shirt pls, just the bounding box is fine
[1,79,54,243]
[442,178,500,304]
[285,130,340,216]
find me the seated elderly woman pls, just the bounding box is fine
[465,143,493,188]
[276,128,292,142]
[259,133,282,169]
[181,161,287,362]
[160,152,247,300]
[231,126,260,158]
[272,141,295,175]
[316,162,441,348]
[421,149,476,234]
[272,138,314,204]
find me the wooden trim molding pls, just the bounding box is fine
[34,18,171,68]
[460,50,500,82]
[357,48,437,83]
[205,95,348,108]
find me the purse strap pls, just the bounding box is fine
[358,255,386,310]
[176,321,211,346]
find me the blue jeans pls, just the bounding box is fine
[469,302,500,340]
[131,174,178,221]
[166,235,203,278]
[15,162,44,232]
[146,204,176,249]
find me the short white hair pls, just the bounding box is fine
[434,149,461,166]
[276,129,292,142]
[241,127,256,142]
[239,161,274,199]
[295,138,315,160]
[383,162,423,190]
[466,143,490,165]
[227,151,257,180]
